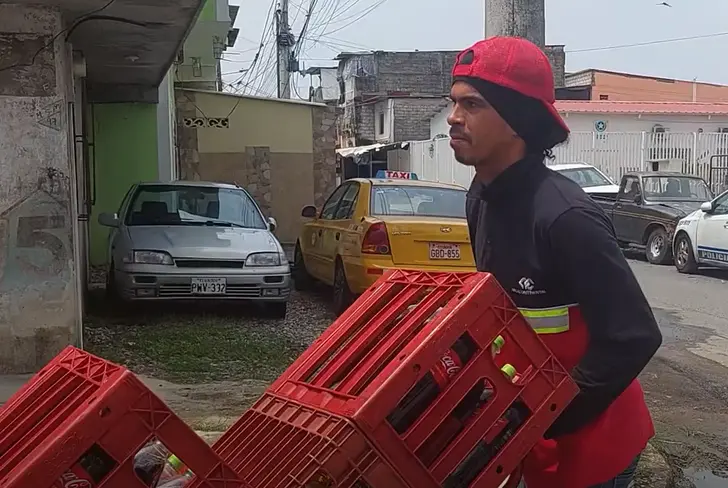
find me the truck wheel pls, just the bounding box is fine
[646,227,672,265]
[674,233,698,274]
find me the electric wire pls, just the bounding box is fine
[0,0,118,73]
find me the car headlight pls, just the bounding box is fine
[125,250,174,265]
[245,252,281,267]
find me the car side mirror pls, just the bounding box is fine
[633,193,642,204]
[301,205,317,218]
[267,216,277,232]
[700,201,714,213]
[98,212,120,227]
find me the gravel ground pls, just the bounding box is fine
[84,287,335,383]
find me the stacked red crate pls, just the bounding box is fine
[212,270,579,488]
[0,347,246,488]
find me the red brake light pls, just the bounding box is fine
[362,222,391,254]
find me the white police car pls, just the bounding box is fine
[673,189,728,273]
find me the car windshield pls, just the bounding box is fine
[370,185,466,219]
[558,167,613,188]
[125,185,267,229]
[642,176,713,202]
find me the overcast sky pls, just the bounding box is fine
[222,0,728,98]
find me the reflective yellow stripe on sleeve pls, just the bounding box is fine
[518,305,570,334]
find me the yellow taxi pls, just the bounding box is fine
[293,170,475,314]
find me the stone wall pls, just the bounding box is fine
[243,146,272,216]
[311,104,338,209]
[0,5,79,373]
[175,90,201,181]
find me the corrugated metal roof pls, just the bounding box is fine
[555,101,728,115]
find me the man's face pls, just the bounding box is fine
[447,81,516,167]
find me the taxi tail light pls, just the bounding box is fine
[362,222,391,255]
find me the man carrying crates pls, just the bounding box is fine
[447,36,663,488]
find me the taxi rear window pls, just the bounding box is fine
[370,185,466,218]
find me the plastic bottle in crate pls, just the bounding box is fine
[441,365,531,488]
[158,454,193,485]
[133,441,169,487]
[53,445,120,488]
[157,473,193,488]
[416,337,507,465]
[387,333,481,434]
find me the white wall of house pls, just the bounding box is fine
[319,68,340,102]
[157,69,177,181]
[561,113,728,133]
[374,99,395,142]
[431,103,452,139]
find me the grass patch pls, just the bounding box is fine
[84,307,305,383]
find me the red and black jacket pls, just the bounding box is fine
[466,155,662,487]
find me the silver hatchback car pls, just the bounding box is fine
[98,181,291,317]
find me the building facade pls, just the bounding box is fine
[556,101,728,133]
[175,89,337,245]
[0,0,205,372]
[337,47,566,148]
[88,0,238,268]
[431,100,728,137]
[565,69,728,103]
[176,0,239,91]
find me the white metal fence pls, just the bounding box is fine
[395,132,728,194]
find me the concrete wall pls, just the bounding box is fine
[88,104,159,266]
[544,46,566,89]
[560,112,728,133]
[0,5,80,373]
[176,89,337,244]
[392,98,449,142]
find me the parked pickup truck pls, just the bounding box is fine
[593,171,714,265]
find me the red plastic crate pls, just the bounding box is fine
[0,346,246,488]
[214,394,408,488]
[214,270,578,488]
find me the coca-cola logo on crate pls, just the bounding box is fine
[440,354,461,377]
[58,471,92,488]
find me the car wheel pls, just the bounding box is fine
[265,302,287,319]
[674,233,698,274]
[293,241,314,291]
[333,259,354,316]
[105,263,121,302]
[646,227,672,265]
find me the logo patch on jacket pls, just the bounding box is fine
[512,277,546,296]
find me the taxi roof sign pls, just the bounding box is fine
[376,170,419,180]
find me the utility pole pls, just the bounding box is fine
[484,0,545,48]
[276,0,295,99]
